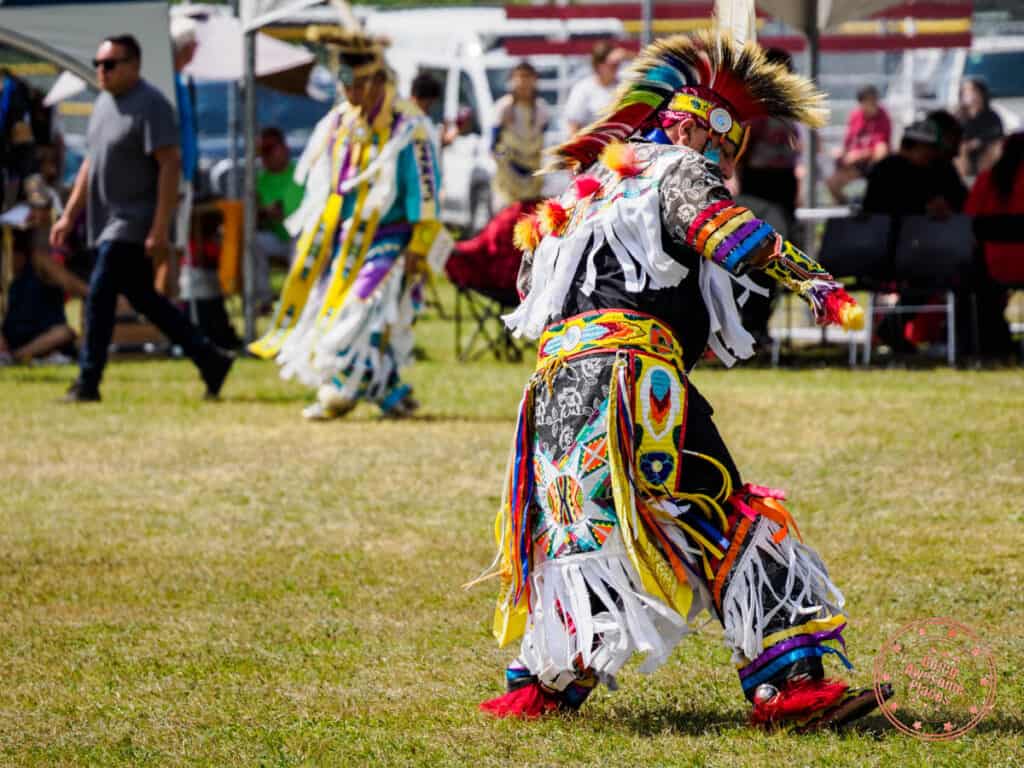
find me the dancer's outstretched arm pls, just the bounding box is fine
[660,152,862,329]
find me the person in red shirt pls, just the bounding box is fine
[826,85,891,204]
[961,132,1022,360]
[966,132,1024,283]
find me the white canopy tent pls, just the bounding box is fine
[183,13,317,90]
[42,17,317,106]
[0,0,175,101]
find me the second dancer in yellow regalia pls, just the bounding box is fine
[249,29,443,420]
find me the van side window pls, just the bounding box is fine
[458,71,481,136]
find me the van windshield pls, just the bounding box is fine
[486,66,559,106]
[964,51,1024,99]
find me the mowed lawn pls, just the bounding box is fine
[2,297,1023,767]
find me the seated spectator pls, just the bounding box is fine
[957,78,1003,179]
[254,126,305,308]
[863,120,952,217]
[1,185,87,364]
[961,132,1022,360]
[827,85,891,204]
[863,119,965,355]
[968,133,1024,282]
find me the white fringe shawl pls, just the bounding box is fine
[504,158,689,341]
[286,108,340,240]
[720,516,846,665]
[313,263,416,401]
[503,153,769,367]
[517,533,691,689]
[699,260,768,367]
[275,110,427,385]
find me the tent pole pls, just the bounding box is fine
[228,0,241,199]
[641,0,653,45]
[242,28,258,343]
[805,0,820,209]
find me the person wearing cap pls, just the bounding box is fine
[248,29,445,421]
[863,118,946,216]
[491,61,551,207]
[564,41,630,137]
[826,84,892,204]
[863,118,968,355]
[474,31,880,730]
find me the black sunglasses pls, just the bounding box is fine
[92,57,129,71]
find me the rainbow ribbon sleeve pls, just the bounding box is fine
[683,201,774,272]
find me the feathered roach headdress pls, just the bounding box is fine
[307,27,387,86]
[550,29,828,172]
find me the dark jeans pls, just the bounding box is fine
[79,239,219,391]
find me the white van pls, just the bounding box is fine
[365,8,625,232]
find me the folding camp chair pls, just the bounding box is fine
[446,199,537,363]
[453,284,523,362]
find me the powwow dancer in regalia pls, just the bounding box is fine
[475,30,891,731]
[249,29,444,420]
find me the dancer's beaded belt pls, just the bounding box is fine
[536,309,684,371]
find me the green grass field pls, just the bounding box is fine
[3,295,1023,767]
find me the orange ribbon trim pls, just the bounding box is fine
[750,496,804,545]
[713,516,751,609]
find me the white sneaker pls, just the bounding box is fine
[317,384,355,410]
[302,401,338,421]
[302,387,356,421]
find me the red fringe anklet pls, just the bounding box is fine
[479,682,561,719]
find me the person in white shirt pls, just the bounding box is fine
[563,41,630,136]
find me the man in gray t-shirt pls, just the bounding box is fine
[51,34,232,402]
[85,70,178,246]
